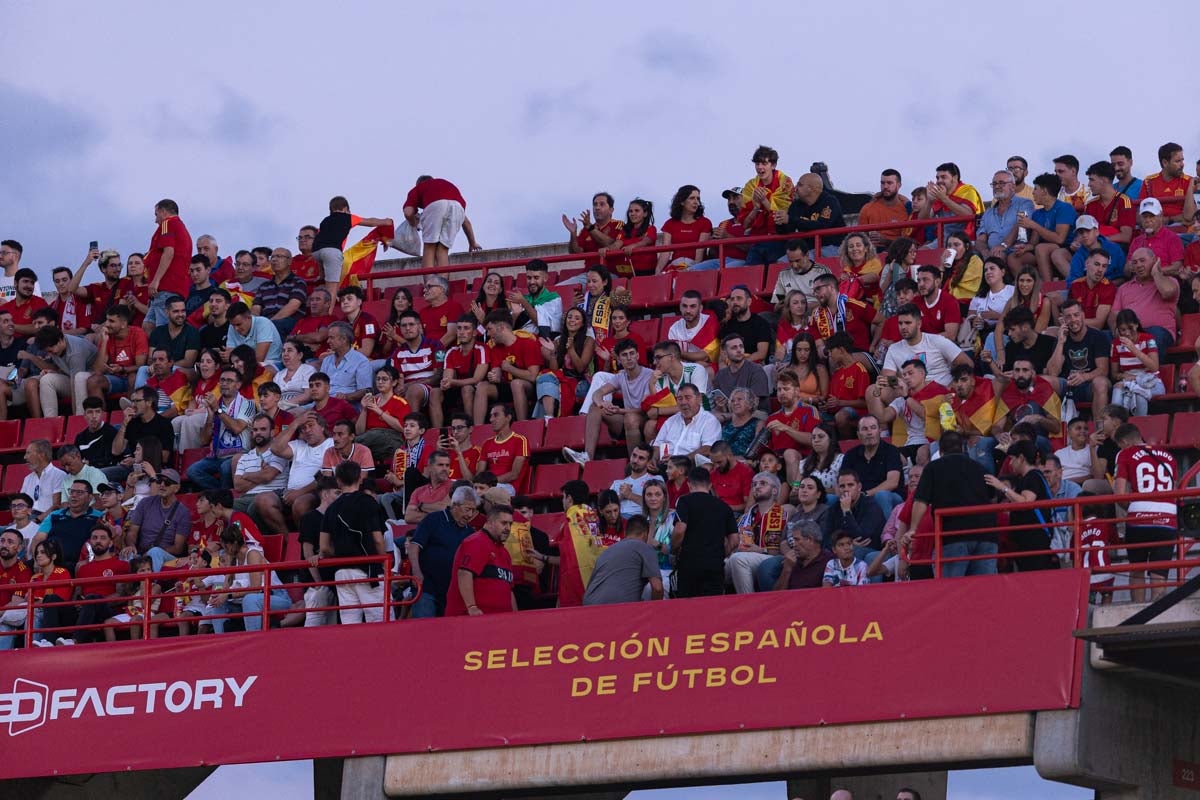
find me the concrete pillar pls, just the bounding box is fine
[340,756,388,800]
[787,771,946,800]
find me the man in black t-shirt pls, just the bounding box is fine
[199,289,232,351]
[1090,404,1130,478]
[984,440,1057,572]
[318,461,386,624]
[297,474,341,627]
[105,386,176,484]
[1046,298,1110,410]
[997,306,1056,375]
[719,286,774,364]
[671,468,738,597]
[76,396,119,469]
[911,431,998,578]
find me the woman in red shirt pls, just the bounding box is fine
[612,199,657,278]
[117,252,152,328]
[231,344,276,401]
[657,185,713,272]
[356,364,412,465]
[774,290,810,364]
[595,305,646,373]
[30,539,74,647]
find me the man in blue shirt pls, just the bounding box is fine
[1110,146,1143,201]
[1010,172,1077,282]
[318,321,372,403]
[1065,216,1127,282]
[976,169,1035,258]
[406,486,479,618]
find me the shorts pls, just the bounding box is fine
[314,247,344,283]
[105,375,131,393]
[145,292,171,327]
[401,380,431,406]
[419,199,466,248]
[1125,525,1176,575]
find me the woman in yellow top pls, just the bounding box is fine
[943,231,983,309]
[837,233,883,307]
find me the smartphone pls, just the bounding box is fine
[441,427,450,441]
[89,240,99,252]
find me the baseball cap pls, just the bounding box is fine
[1075,214,1099,231]
[1139,197,1163,216]
[158,468,182,486]
[482,486,513,507]
[97,483,121,494]
[720,186,742,200]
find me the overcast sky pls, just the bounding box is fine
[6,2,1185,796]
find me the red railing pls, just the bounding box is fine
[919,486,1200,595]
[2,555,414,648]
[361,215,975,295]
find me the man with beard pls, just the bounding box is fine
[0,529,32,650]
[724,472,788,594]
[807,273,876,356]
[993,358,1062,439]
[688,188,751,271]
[719,288,773,364]
[769,241,831,309]
[444,504,517,616]
[72,525,131,644]
[976,169,1034,258]
[859,168,911,250]
[1046,298,1110,411]
[231,415,289,515]
[946,363,999,474]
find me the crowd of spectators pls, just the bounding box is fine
[1,142,1197,645]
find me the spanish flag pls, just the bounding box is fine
[503,509,540,591]
[640,385,677,414]
[340,223,396,288]
[889,381,949,444]
[554,503,606,608]
[668,313,721,363]
[951,377,999,436]
[997,378,1063,436]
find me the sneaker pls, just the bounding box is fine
[562,447,590,465]
[32,639,54,648]
[55,637,75,646]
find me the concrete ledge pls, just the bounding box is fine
[1089,599,1200,672]
[382,714,1033,797]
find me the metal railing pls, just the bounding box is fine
[1,555,415,648]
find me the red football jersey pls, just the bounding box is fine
[765,403,819,455]
[1115,445,1177,528]
[444,531,514,616]
[144,215,193,298]
[478,433,530,493]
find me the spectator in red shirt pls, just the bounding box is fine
[915,264,963,340]
[563,192,625,270]
[1138,141,1192,224]
[417,275,464,348]
[1130,198,1185,277]
[291,287,334,361]
[79,305,148,404]
[1,268,48,337]
[337,285,379,359]
[71,525,131,643]
[444,504,516,616]
[143,198,193,331]
[403,176,481,270]
[656,185,713,272]
[307,372,359,431]
[291,225,322,293]
[355,365,412,466]
[441,314,488,419]
[66,248,123,331]
[475,310,541,423]
[1083,160,1135,247]
[49,266,92,337]
[707,441,753,513]
[690,188,750,271]
[613,198,658,277]
[476,403,531,494]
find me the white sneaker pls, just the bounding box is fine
[32,639,54,648]
[562,447,590,465]
[55,637,75,646]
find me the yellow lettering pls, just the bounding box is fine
[487,649,506,669]
[705,667,727,688]
[532,645,553,667]
[862,621,883,642]
[464,651,483,672]
[733,630,754,651]
[558,643,580,664]
[685,634,706,655]
[785,623,807,647]
[632,672,652,693]
[510,648,529,668]
[596,675,617,696]
[811,625,835,646]
[571,677,593,697]
[583,642,606,663]
[838,624,858,644]
[647,636,670,658]
[710,632,729,653]
[757,629,779,649]
[757,664,777,684]
[730,665,754,686]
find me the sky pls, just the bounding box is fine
[6,1,1190,797]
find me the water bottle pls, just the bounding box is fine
[1016,211,1029,244]
[938,402,957,432]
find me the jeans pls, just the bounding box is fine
[746,242,788,266]
[871,491,903,519]
[755,555,784,591]
[145,546,177,572]
[187,455,233,490]
[968,436,997,475]
[272,316,299,338]
[689,257,747,272]
[145,292,170,327]
[0,615,26,650]
[410,590,439,618]
[939,539,999,577]
[1146,326,1174,361]
[214,588,291,633]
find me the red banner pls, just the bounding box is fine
[0,572,1087,779]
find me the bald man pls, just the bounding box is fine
[747,172,846,265]
[1110,247,1179,356]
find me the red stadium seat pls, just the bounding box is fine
[1168,412,1200,449]
[528,463,580,500]
[628,274,672,311]
[64,415,89,444]
[1129,414,1169,446]
[672,271,718,300]
[179,448,208,477]
[765,262,788,298]
[0,420,20,450]
[176,493,200,521]
[1,463,30,495]
[363,299,390,325]
[447,278,469,296]
[512,419,545,451]
[1156,364,1176,396]
[1173,314,1200,355]
[1042,280,1066,295]
[582,459,628,493]
[259,534,285,564]
[815,256,841,276]
[914,248,944,266]
[660,315,682,336]
[543,416,586,453]
[717,265,765,296]
[553,285,577,308]
[470,424,493,448]
[627,318,661,347]
[21,417,64,447]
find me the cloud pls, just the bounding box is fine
[147,85,274,146]
[637,30,718,77]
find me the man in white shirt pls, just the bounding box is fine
[666,291,720,365]
[260,409,334,532]
[651,384,721,463]
[232,415,290,514]
[881,304,972,387]
[609,444,656,519]
[20,439,66,519]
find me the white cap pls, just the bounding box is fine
[1075,214,1099,231]
[1139,197,1163,216]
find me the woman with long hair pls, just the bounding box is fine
[786,333,828,405]
[774,290,809,364]
[798,423,843,489]
[967,257,1014,356]
[992,265,1052,365]
[879,236,918,317]
[275,338,316,408]
[612,198,657,278]
[470,272,506,325]
[211,524,292,632]
[122,436,164,510]
[379,287,415,362]
[657,185,713,272]
[174,347,223,451]
[536,306,595,417]
[30,539,73,646]
[117,252,151,329]
[230,343,275,401]
[790,475,831,531]
[837,232,883,306]
[943,230,984,309]
[1110,309,1165,416]
[574,265,620,339]
[641,478,676,595]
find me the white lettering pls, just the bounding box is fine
[72,687,105,719]
[49,689,76,719]
[192,679,225,711]
[138,682,167,712]
[105,685,136,716]
[225,676,257,707]
[164,682,193,713]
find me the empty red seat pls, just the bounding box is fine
[582,459,628,492]
[717,265,765,296]
[363,299,390,324]
[1129,414,1169,446]
[914,248,944,266]
[672,271,718,300]
[765,262,788,298]
[176,493,200,520]
[1174,314,1200,354]
[64,415,89,444]
[1,463,30,494]
[628,274,672,311]
[512,419,545,451]
[627,319,661,349]
[543,416,587,452]
[1156,364,1177,396]
[22,417,64,447]
[470,425,493,448]
[0,420,20,450]
[1169,412,1200,449]
[528,463,581,500]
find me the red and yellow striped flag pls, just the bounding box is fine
[340,223,395,288]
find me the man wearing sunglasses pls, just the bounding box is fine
[125,468,192,571]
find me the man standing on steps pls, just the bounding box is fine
[142,199,193,332]
[672,468,738,598]
[408,486,480,618]
[403,175,482,269]
[566,339,651,464]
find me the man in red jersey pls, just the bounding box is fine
[563,192,625,270]
[1112,422,1178,602]
[291,225,322,293]
[71,525,131,643]
[403,175,482,269]
[66,248,123,333]
[0,528,32,650]
[444,504,516,616]
[476,310,541,423]
[915,264,962,340]
[765,370,819,485]
[291,288,335,360]
[1083,161,1135,247]
[441,315,487,418]
[142,198,193,331]
[50,266,92,337]
[337,285,379,359]
[1139,142,1193,224]
[417,275,464,347]
[476,403,530,494]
